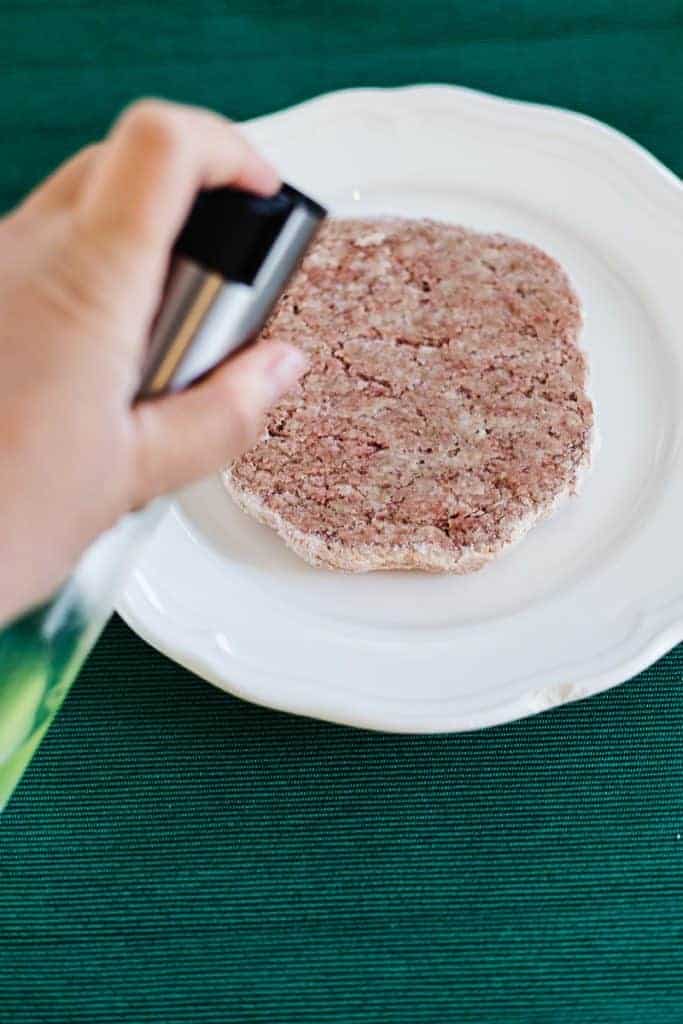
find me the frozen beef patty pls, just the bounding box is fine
[223,218,594,572]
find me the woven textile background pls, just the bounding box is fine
[1,3,682,1021]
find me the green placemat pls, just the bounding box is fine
[1,3,682,1022]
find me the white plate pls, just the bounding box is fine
[117,85,683,733]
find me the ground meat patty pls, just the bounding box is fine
[222,218,594,572]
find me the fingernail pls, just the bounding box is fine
[251,158,282,196]
[256,162,282,196]
[265,347,307,404]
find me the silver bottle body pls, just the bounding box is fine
[140,199,321,397]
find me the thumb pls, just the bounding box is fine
[131,340,306,507]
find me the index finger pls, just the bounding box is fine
[78,98,280,253]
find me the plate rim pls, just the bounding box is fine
[243,82,682,214]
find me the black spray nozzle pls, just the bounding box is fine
[176,183,327,285]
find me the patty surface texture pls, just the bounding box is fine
[223,218,594,572]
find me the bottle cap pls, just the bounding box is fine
[176,183,326,284]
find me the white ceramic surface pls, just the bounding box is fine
[117,85,683,733]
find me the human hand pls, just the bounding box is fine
[0,99,307,623]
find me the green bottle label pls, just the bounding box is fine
[0,599,91,811]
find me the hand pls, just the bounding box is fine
[0,99,307,623]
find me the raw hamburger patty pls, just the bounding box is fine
[223,218,594,572]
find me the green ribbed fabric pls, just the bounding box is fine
[1,3,682,1021]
